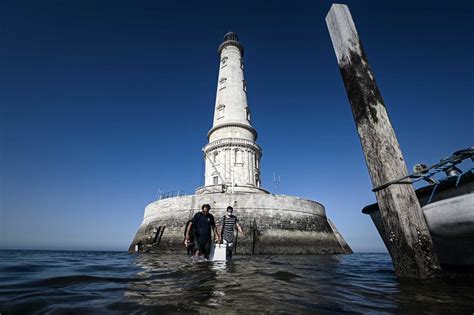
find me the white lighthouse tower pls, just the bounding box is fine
[196,32,268,195]
[130,32,352,255]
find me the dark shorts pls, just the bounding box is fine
[194,237,211,255]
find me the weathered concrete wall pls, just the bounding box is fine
[129,193,351,255]
[328,219,353,254]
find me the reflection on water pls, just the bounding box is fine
[126,255,221,311]
[125,254,474,313]
[0,250,473,313]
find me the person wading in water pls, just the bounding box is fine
[217,206,244,258]
[185,204,217,259]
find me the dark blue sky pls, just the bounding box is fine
[1,0,473,251]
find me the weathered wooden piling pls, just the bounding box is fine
[325,4,441,278]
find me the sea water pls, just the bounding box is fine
[0,250,473,314]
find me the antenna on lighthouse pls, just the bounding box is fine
[273,172,281,192]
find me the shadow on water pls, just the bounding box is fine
[0,251,474,314]
[396,276,474,314]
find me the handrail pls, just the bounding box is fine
[158,190,187,200]
[372,147,474,192]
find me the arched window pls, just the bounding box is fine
[213,152,218,164]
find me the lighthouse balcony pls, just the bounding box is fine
[195,183,269,195]
[203,137,261,154]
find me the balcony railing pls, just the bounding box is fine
[203,138,261,153]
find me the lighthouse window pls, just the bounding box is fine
[240,59,244,69]
[245,107,250,121]
[242,80,247,92]
[219,77,227,90]
[213,176,219,185]
[221,56,228,66]
[217,104,225,119]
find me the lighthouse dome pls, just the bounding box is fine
[218,31,244,56]
[223,31,239,42]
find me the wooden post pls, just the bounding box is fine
[326,4,441,278]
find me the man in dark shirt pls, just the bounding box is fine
[185,204,217,259]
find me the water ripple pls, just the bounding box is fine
[0,250,473,314]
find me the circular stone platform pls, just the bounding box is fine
[129,193,352,255]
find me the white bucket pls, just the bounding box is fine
[209,243,227,261]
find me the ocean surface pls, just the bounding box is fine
[0,251,473,314]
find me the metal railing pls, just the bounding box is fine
[372,147,473,192]
[158,190,187,200]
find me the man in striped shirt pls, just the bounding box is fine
[217,206,244,258]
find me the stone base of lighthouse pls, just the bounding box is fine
[128,193,352,255]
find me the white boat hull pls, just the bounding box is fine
[423,194,474,266]
[363,172,474,269]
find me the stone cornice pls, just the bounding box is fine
[195,184,269,195]
[218,40,244,56]
[203,137,262,154]
[207,122,257,140]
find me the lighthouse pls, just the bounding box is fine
[197,32,266,195]
[129,32,352,255]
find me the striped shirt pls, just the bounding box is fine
[219,215,238,242]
